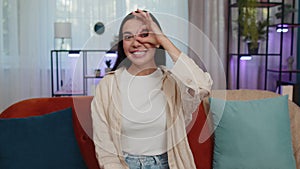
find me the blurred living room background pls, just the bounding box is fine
[1,0,299,111]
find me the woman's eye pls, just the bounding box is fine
[139,32,149,38]
[123,35,134,41]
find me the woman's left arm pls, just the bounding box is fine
[170,53,213,126]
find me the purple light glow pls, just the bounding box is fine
[276,24,289,33]
[240,56,252,61]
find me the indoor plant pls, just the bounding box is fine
[274,3,297,23]
[240,19,269,54]
[237,0,268,54]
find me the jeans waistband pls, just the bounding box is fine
[123,152,167,158]
[123,152,168,168]
[123,152,168,164]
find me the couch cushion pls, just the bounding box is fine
[0,96,100,169]
[0,107,87,169]
[210,95,296,169]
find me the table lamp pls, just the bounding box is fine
[54,22,72,50]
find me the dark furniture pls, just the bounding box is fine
[226,0,300,92]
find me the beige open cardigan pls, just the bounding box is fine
[91,53,213,169]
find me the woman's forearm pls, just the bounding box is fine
[158,35,181,63]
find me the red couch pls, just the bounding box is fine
[1,90,299,168]
[0,96,214,169]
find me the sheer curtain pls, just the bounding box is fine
[0,0,188,112]
[188,0,228,89]
[0,0,55,112]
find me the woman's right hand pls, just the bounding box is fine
[132,9,165,48]
[132,9,181,62]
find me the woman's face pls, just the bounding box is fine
[122,18,156,68]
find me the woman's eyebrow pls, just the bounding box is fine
[122,31,133,35]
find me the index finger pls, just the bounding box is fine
[132,9,152,21]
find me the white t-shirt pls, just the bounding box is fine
[120,68,167,155]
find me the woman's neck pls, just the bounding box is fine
[127,65,157,76]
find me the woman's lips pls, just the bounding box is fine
[131,50,147,58]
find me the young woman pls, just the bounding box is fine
[91,9,213,169]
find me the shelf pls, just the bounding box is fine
[84,75,104,79]
[51,49,106,52]
[230,2,282,8]
[51,49,114,96]
[267,69,300,73]
[269,23,300,29]
[278,80,299,85]
[53,90,84,96]
[227,0,297,91]
[229,53,281,56]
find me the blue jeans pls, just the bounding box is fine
[123,152,170,169]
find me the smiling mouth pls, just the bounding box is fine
[131,51,147,57]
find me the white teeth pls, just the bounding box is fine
[133,51,146,55]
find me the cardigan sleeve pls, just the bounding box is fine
[170,52,213,126]
[91,77,125,169]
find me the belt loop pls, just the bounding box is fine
[139,159,144,168]
[153,155,160,165]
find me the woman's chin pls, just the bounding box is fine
[130,58,155,69]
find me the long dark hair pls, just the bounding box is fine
[111,10,166,71]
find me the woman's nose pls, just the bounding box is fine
[131,37,142,47]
